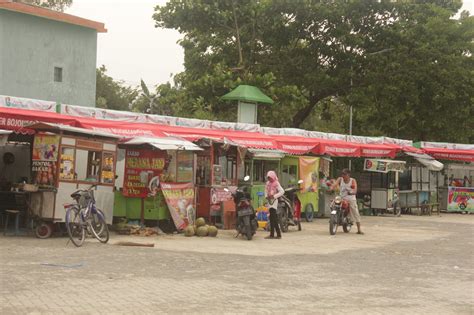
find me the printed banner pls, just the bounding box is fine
[299,157,319,192]
[59,147,75,180]
[447,187,474,212]
[123,149,166,198]
[364,159,405,173]
[32,161,57,186]
[210,186,236,212]
[32,134,60,161]
[161,182,196,230]
[0,95,57,112]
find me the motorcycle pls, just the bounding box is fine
[276,180,304,232]
[225,176,258,240]
[329,195,353,235]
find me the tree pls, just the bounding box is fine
[153,0,473,142]
[95,66,138,111]
[17,0,73,12]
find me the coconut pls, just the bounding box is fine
[195,217,206,227]
[196,226,209,237]
[184,225,195,237]
[208,226,218,237]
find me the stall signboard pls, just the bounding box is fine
[299,157,319,193]
[447,187,474,212]
[32,134,60,186]
[177,151,193,182]
[32,134,60,161]
[210,186,236,212]
[59,147,75,180]
[101,153,115,184]
[161,182,195,230]
[364,159,405,173]
[123,149,166,198]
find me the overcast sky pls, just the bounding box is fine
[66,0,474,88]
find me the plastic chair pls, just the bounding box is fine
[4,210,22,236]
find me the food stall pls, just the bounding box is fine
[25,123,120,238]
[363,158,406,215]
[280,156,320,221]
[195,140,241,228]
[114,136,202,230]
[438,163,474,213]
[239,149,284,210]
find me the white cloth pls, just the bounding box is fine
[340,177,356,201]
[265,183,284,209]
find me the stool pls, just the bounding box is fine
[4,210,22,236]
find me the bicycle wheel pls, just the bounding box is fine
[89,209,109,243]
[66,206,85,247]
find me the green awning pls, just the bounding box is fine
[221,85,274,104]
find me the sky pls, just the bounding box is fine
[66,0,474,88]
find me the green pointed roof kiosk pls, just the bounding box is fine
[221,85,273,124]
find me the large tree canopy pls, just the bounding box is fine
[153,0,473,142]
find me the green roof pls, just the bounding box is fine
[221,85,274,104]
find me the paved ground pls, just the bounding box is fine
[1,213,473,315]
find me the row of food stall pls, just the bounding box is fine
[1,105,473,238]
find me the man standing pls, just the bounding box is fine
[332,169,364,235]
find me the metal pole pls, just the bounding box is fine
[348,106,352,170]
[349,69,353,170]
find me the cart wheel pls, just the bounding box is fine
[35,222,53,239]
[305,204,314,222]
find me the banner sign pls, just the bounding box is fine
[447,187,474,212]
[299,157,319,192]
[210,186,236,212]
[32,134,60,161]
[0,95,57,112]
[123,149,166,197]
[31,134,60,186]
[364,159,405,173]
[161,182,196,230]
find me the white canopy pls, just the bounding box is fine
[26,122,121,139]
[122,136,203,151]
[0,129,13,135]
[404,152,444,171]
[248,148,286,159]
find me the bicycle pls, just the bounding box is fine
[65,185,109,247]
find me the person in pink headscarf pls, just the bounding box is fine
[265,170,285,239]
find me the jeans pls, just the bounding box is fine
[269,207,281,237]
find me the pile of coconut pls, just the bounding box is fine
[184,217,218,237]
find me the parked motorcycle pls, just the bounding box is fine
[329,195,353,235]
[276,180,304,232]
[225,176,258,240]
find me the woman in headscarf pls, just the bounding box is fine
[265,170,285,239]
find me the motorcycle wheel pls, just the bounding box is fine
[279,210,289,233]
[342,219,352,233]
[329,215,337,235]
[245,227,253,240]
[243,216,252,240]
[305,203,314,222]
[394,207,402,217]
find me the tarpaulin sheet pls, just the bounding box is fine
[75,117,166,138]
[422,147,474,163]
[0,107,76,134]
[314,139,361,157]
[358,143,398,158]
[272,135,320,155]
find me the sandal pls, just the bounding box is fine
[357,231,364,235]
